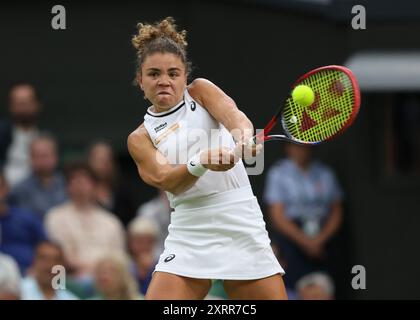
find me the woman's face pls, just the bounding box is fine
[138,52,187,111]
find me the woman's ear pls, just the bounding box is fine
[137,73,143,90]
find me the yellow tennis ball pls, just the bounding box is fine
[292,85,315,107]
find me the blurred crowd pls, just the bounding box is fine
[0,82,343,300]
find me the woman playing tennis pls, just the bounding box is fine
[127,17,287,300]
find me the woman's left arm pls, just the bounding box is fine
[187,78,254,144]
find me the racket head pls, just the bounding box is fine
[279,65,360,145]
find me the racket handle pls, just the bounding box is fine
[233,136,261,160]
[252,134,264,144]
[248,136,257,146]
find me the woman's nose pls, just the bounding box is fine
[159,74,173,86]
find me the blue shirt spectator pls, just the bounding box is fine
[265,159,342,225]
[9,134,68,219]
[264,144,343,290]
[0,206,47,274]
[9,173,67,219]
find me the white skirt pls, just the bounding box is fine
[154,185,285,280]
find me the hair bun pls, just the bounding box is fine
[132,17,187,56]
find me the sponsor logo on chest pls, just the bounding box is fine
[154,122,167,133]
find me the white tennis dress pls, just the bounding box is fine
[143,88,284,280]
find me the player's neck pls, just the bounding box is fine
[152,105,170,113]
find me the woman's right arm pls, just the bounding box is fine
[127,126,199,195]
[127,126,236,195]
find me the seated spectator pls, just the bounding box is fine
[21,241,78,300]
[88,141,136,226]
[0,253,21,300]
[0,172,47,274]
[44,162,125,279]
[136,190,171,256]
[91,253,142,300]
[127,217,159,296]
[296,272,335,300]
[264,143,343,291]
[9,134,68,219]
[0,82,41,187]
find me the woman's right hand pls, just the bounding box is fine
[200,147,239,171]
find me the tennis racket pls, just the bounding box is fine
[254,65,360,145]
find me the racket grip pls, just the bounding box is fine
[252,134,264,144]
[233,137,255,159]
[247,137,256,147]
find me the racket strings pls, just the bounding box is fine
[282,69,356,143]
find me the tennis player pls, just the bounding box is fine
[127,17,287,299]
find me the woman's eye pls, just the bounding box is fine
[169,73,178,78]
[149,72,159,77]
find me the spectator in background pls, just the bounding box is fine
[0,253,21,300]
[264,143,343,292]
[0,83,41,187]
[91,253,142,300]
[136,190,171,255]
[0,172,47,274]
[127,216,159,295]
[44,162,125,280]
[296,272,335,300]
[9,134,68,219]
[21,241,78,300]
[88,141,137,226]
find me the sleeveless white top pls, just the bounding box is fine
[143,88,251,208]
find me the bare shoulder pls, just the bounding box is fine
[187,78,217,105]
[127,123,147,145]
[127,123,152,161]
[187,78,237,121]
